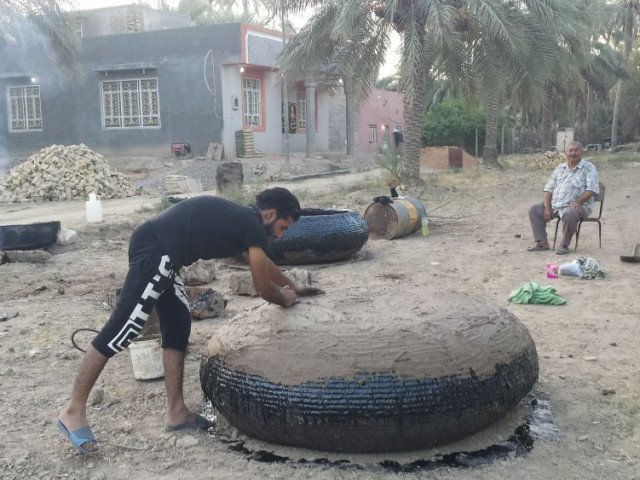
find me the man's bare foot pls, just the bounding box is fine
[165,411,214,431]
[58,406,98,453]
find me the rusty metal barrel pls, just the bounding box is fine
[364,196,427,239]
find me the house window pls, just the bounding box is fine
[242,77,262,127]
[8,85,42,131]
[369,124,377,143]
[101,78,160,129]
[296,90,306,130]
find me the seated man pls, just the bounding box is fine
[527,141,599,255]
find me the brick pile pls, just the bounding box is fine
[535,150,564,169]
[0,144,135,202]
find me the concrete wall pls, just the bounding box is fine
[0,23,240,158]
[220,65,244,158]
[221,67,330,157]
[556,128,574,152]
[0,21,334,160]
[72,5,193,37]
[328,92,347,152]
[358,88,404,154]
[246,32,282,67]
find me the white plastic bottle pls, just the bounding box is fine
[85,193,103,223]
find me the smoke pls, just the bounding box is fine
[0,139,8,176]
[3,15,77,88]
[1,14,82,166]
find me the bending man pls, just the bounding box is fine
[58,187,315,454]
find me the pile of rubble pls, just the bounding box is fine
[0,144,135,202]
[535,150,564,169]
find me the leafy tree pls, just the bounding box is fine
[421,96,484,153]
[376,75,400,91]
[178,0,254,24]
[208,0,267,19]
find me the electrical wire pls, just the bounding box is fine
[203,49,223,119]
[71,328,99,353]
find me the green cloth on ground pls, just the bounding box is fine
[508,281,567,305]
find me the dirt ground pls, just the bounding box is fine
[1,154,639,480]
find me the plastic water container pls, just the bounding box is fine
[85,193,103,223]
[129,338,164,380]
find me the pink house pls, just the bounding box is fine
[358,88,404,154]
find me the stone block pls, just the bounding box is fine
[286,268,312,287]
[228,272,258,296]
[4,249,51,263]
[216,161,243,192]
[187,287,226,320]
[228,269,312,297]
[56,227,78,245]
[181,259,216,286]
[206,143,224,161]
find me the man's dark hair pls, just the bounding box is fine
[255,187,301,221]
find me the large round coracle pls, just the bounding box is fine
[265,208,368,264]
[200,295,539,453]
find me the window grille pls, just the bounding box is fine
[101,78,160,129]
[8,85,42,131]
[297,91,306,130]
[369,124,377,143]
[242,77,261,127]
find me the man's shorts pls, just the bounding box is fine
[92,221,190,358]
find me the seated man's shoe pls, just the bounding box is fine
[527,243,550,252]
[556,245,570,255]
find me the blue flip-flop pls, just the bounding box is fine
[165,413,215,432]
[56,419,99,455]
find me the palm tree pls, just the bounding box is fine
[535,1,624,148]
[279,2,388,156]
[282,0,577,184]
[611,1,639,147]
[1,0,78,73]
[514,0,625,148]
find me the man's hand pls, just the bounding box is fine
[280,286,298,307]
[543,205,553,222]
[570,201,581,209]
[293,285,326,296]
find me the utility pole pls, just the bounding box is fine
[475,126,478,159]
[281,0,290,171]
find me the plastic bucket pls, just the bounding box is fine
[129,337,164,380]
[364,196,427,239]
